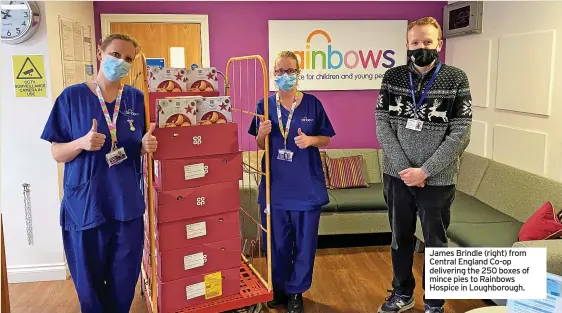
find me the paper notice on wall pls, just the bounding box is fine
[85,64,94,80]
[185,282,205,300]
[186,222,207,239]
[75,63,86,84]
[83,25,93,62]
[60,18,75,61]
[63,63,76,87]
[73,22,84,62]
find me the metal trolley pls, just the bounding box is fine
[128,54,273,313]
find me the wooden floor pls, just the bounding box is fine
[6,245,488,313]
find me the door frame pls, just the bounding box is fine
[100,14,210,67]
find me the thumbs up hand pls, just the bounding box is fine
[294,128,311,149]
[80,119,106,151]
[142,123,158,154]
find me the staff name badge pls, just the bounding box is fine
[275,92,299,164]
[407,62,442,132]
[406,119,423,131]
[277,149,294,162]
[106,143,128,167]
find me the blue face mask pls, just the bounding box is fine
[102,55,131,82]
[275,73,297,91]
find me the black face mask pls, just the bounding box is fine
[407,48,439,67]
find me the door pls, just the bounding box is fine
[109,22,202,85]
[1,215,10,313]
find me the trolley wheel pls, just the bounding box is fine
[247,303,263,313]
[225,303,263,313]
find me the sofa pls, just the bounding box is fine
[239,149,562,277]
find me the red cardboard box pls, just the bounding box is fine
[154,152,242,191]
[156,237,240,282]
[149,92,220,123]
[153,181,239,223]
[157,266,240,313]
[152,122,239,160]
[155,210,240,252]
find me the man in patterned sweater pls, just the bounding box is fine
[375,17,472,313]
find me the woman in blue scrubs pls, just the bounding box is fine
[40,34,157,313]
[248,51,336,313]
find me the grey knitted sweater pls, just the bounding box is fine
[375,61,472,186]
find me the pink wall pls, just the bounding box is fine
[94,1,447,149]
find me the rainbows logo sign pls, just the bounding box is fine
[292,30,396,70]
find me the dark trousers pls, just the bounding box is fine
[63,218,144,313]
[383,174,455,308]
[260,206,322,294]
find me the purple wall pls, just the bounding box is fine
[94,1,446,149]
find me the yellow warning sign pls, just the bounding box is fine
[12,55,47,97]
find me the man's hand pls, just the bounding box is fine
[80,119,106,151]
[294,128,312,149]
[399,168,429,187]
[142,123,158,154]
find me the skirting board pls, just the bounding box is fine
[7,262,68,283]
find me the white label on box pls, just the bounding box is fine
[185,282,205,300]
[153,160,159,178]
[184,163,206,180]
[184,252,205,270]
[186,221,207,239]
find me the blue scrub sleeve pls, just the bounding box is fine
[247,99,265,136]
[315,100,336,137]
[41,93,72,143]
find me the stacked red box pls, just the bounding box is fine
[146,120,242,313]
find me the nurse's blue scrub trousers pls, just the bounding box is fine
[261,206,322,294]
[63,217,144,313]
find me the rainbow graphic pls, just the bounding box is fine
[293,30,396,70]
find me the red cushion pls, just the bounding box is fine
[518,201,562,241]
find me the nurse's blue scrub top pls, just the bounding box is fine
[248,93,336,211]
[40,83,146,231]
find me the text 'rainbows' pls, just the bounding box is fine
[293,29,396,70]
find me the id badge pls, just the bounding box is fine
[277,149,293,162]
[106,147,128,167]
[285,150,294,162]
[406,118,423,131]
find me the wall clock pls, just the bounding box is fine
[1,1,41,45]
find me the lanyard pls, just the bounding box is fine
[408,62,441,112]
[95,83,124,147]
[276,92,299,149]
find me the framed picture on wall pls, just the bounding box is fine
[443,1,483,38]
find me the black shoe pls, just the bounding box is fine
[267,291,288,308]
[287,293,304,313]
[377,289,415,313]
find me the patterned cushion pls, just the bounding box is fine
[326,155,369,189]
[319,151,330,188]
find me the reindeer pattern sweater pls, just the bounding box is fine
[375,61,472,186]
